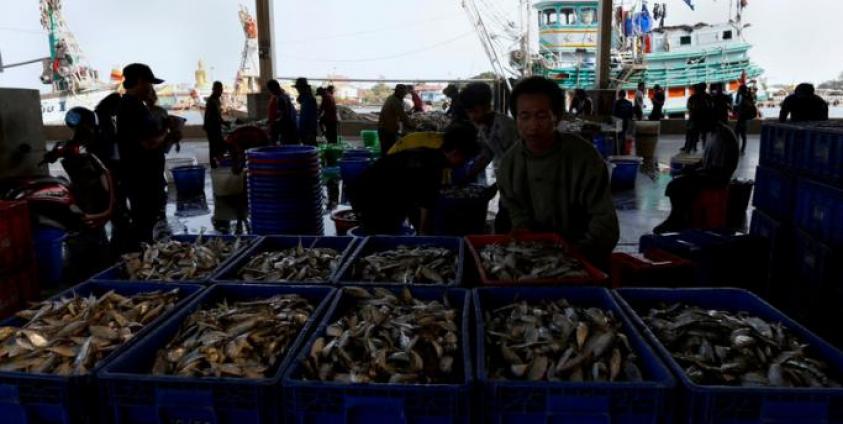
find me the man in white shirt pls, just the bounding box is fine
[459,82,519,232]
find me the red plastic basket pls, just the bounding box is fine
[464,233,608,286]
[0,201,33,275]
[609,249,695,289]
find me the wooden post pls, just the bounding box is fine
[255,0,275,91]
[595,0,613,89]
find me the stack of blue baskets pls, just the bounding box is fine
[247,146,324,235]
[338,148,373,204]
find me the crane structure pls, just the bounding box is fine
[38,0,100,93]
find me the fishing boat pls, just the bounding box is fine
[533,0,763,114]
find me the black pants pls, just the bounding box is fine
[735,119,749,152]
[378,129,398,156]
[323,121,338,144]
[206,128,225,166]
[649,107,663,121]
[684,128,708,152]
[126,187,162,247]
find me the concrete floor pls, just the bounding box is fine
[156,133,761,250]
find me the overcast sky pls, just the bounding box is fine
[1,0,840,92]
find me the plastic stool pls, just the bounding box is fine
[690,187,728,229]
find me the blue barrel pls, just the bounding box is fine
[339,157,372,205]
[171,165,206,198]
[592,134,612,158]
[342,148,373,160]
[33,226,65,288]
[339,157,371,182]
[609,156,642,191]
[246,146,324,235]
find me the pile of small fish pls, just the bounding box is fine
[303,287,461,384]
[351,245,457,284]
[485,299,643,382]
[0,289,181,375]
[237,243,342,283]
[479,241,588,281]
[123,236,248,281]
[408,111,451,132]
[440,185,489,200]
[152,294,314,378]
[644,303,842,387]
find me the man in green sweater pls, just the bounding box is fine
[498,76,619,264]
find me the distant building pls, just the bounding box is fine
[335,86,360,102]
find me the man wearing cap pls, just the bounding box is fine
[378,84,414,155]
[116,63,182,246]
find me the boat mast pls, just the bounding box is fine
[460,0,513,90]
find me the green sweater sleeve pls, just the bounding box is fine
[574,147,620,258]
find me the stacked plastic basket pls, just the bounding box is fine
[246,146,324,235]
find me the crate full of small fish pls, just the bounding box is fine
[99,284,335,424]
[474,287,675,423]
[615,288,843,424]
[0,281,202,424]
[283,286,472,423]
[92,234,259,283]
[465,233,607,286]
[214,236,357,284]
[338,236,464,286]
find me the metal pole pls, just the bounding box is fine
[521,0,532,77]
[595,0,613,89]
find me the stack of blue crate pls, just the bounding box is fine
[752,121,843,323]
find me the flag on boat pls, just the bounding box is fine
[683,0,695,10]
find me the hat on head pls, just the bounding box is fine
[122,63,164,86]
[294,77,309,88]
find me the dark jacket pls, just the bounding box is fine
[780,84,829,122]
[298,94,318,137]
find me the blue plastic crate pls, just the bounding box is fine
[99,284,335,424]
[798,127,843,187]
[0,281,203,424]
[473,287,676,424]
[794,229,839,297]
[751,165,796,221]
[337,236,465,286]
[759,122,804,170]
[749,209,794,304]
[614,288,843,424]
[90,234,260,284]
[794,179,843,247]
[283,286,472,424]
[213,236,358,285]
